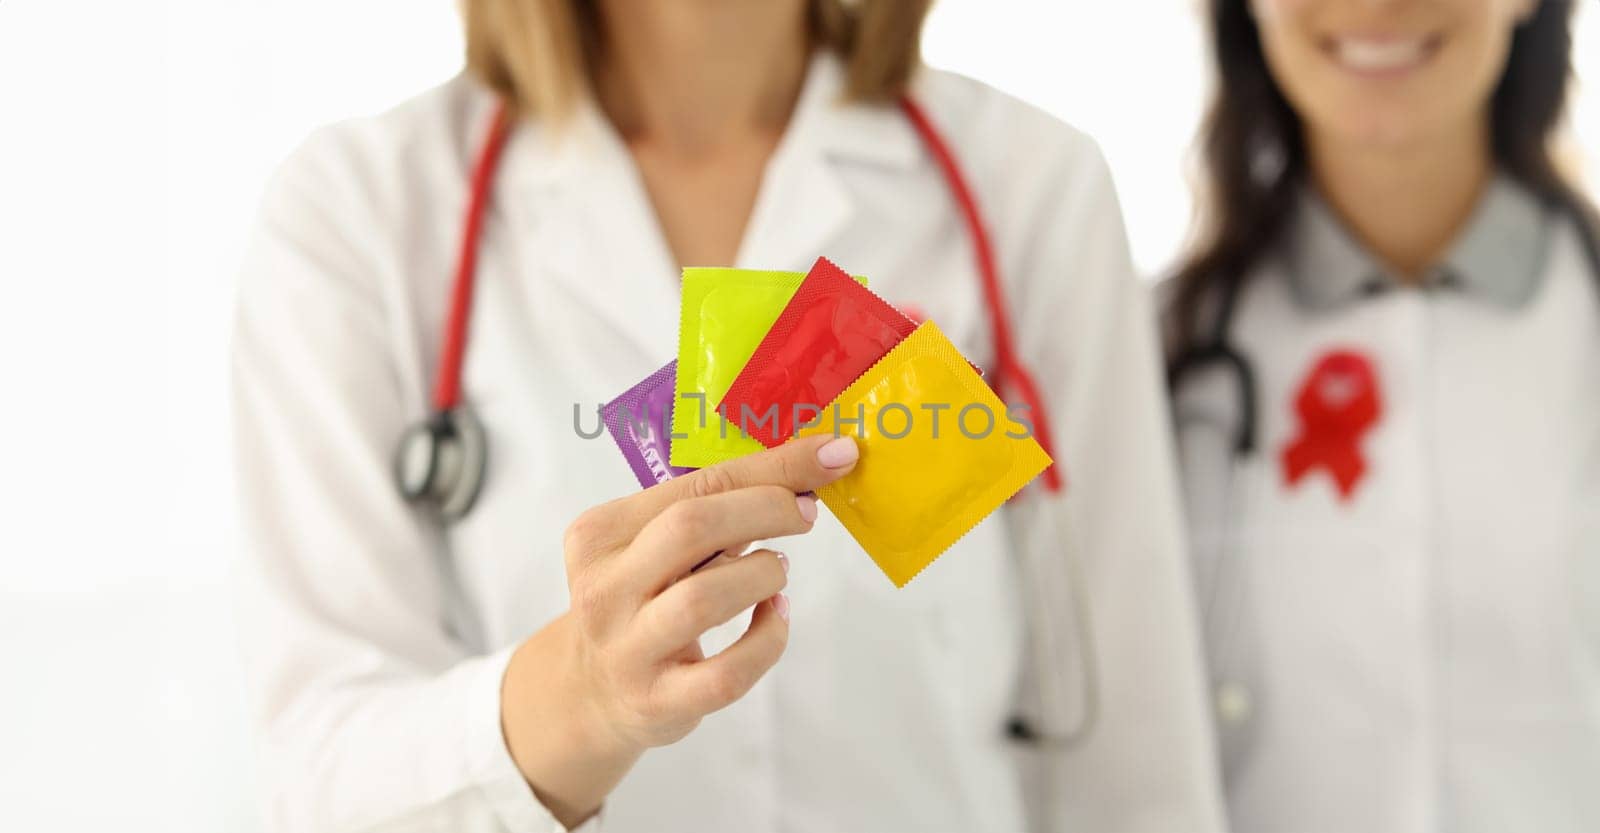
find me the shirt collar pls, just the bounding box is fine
[1284,173,1553,311]
[798,51,922,171]
[504,50,921,191]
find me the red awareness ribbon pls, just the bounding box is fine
[1280,350,1382,501]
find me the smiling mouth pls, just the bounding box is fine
[1322,33,1444,77]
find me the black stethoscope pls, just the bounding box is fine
[1167,194,1600,461]
[389,94,1098,746]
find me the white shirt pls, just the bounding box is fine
[233,54,1222,833]
[1172,178,1600,833]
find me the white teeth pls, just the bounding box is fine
[1335,38,1428,71]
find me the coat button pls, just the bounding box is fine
[1215,681,1252,725]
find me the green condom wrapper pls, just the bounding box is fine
[672,267,866,468]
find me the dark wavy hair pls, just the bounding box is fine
[1167,0,1598,352]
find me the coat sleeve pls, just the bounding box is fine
[997,129,1227,832]
[231,127,597,833]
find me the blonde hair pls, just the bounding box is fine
[463,0,934,118]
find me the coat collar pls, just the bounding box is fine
[1285,173,1554,312]
[485,51,923,363]
[499,51,923,192]
[792,51,923,172]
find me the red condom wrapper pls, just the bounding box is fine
[719,257,917,448]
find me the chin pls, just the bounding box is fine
[1330,113,1428,150]
[1303,89,1454,154]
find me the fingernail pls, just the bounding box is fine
[796,494,818,523]
[776,551,789,574]
[773,593,790,622]
[817,437,859,469]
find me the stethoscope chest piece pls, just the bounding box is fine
[395,407,488,522]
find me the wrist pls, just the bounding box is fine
[501,613,642,828]
[560,618,646,763]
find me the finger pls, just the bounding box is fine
[631,549,789,658]
[653,594,791,716]
[685,541,753,577]
[688,550,726,574]
[621,488,816,593]
[606,434,858,544]
[686,539,763,576]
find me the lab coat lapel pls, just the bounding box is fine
[734,116,853,270]
[735,53,918,270]
[502,100,681,366]
[496,52,919,364]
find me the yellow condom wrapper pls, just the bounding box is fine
[673,268,865,467]
[799,321,1052,587]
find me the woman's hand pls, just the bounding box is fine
[501,433,860,827]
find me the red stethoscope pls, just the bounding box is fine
[396,95,1063,522]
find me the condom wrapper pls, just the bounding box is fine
[719,258,916,448]
[672,267,866,468]
[799,321,1052,588]
[604,362,696,489]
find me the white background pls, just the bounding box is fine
[0,1,1594,830]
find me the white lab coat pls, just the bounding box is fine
[1172,194,1600,833]
[233,53,1222,833]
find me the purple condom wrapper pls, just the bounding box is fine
[604,361,696,489]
